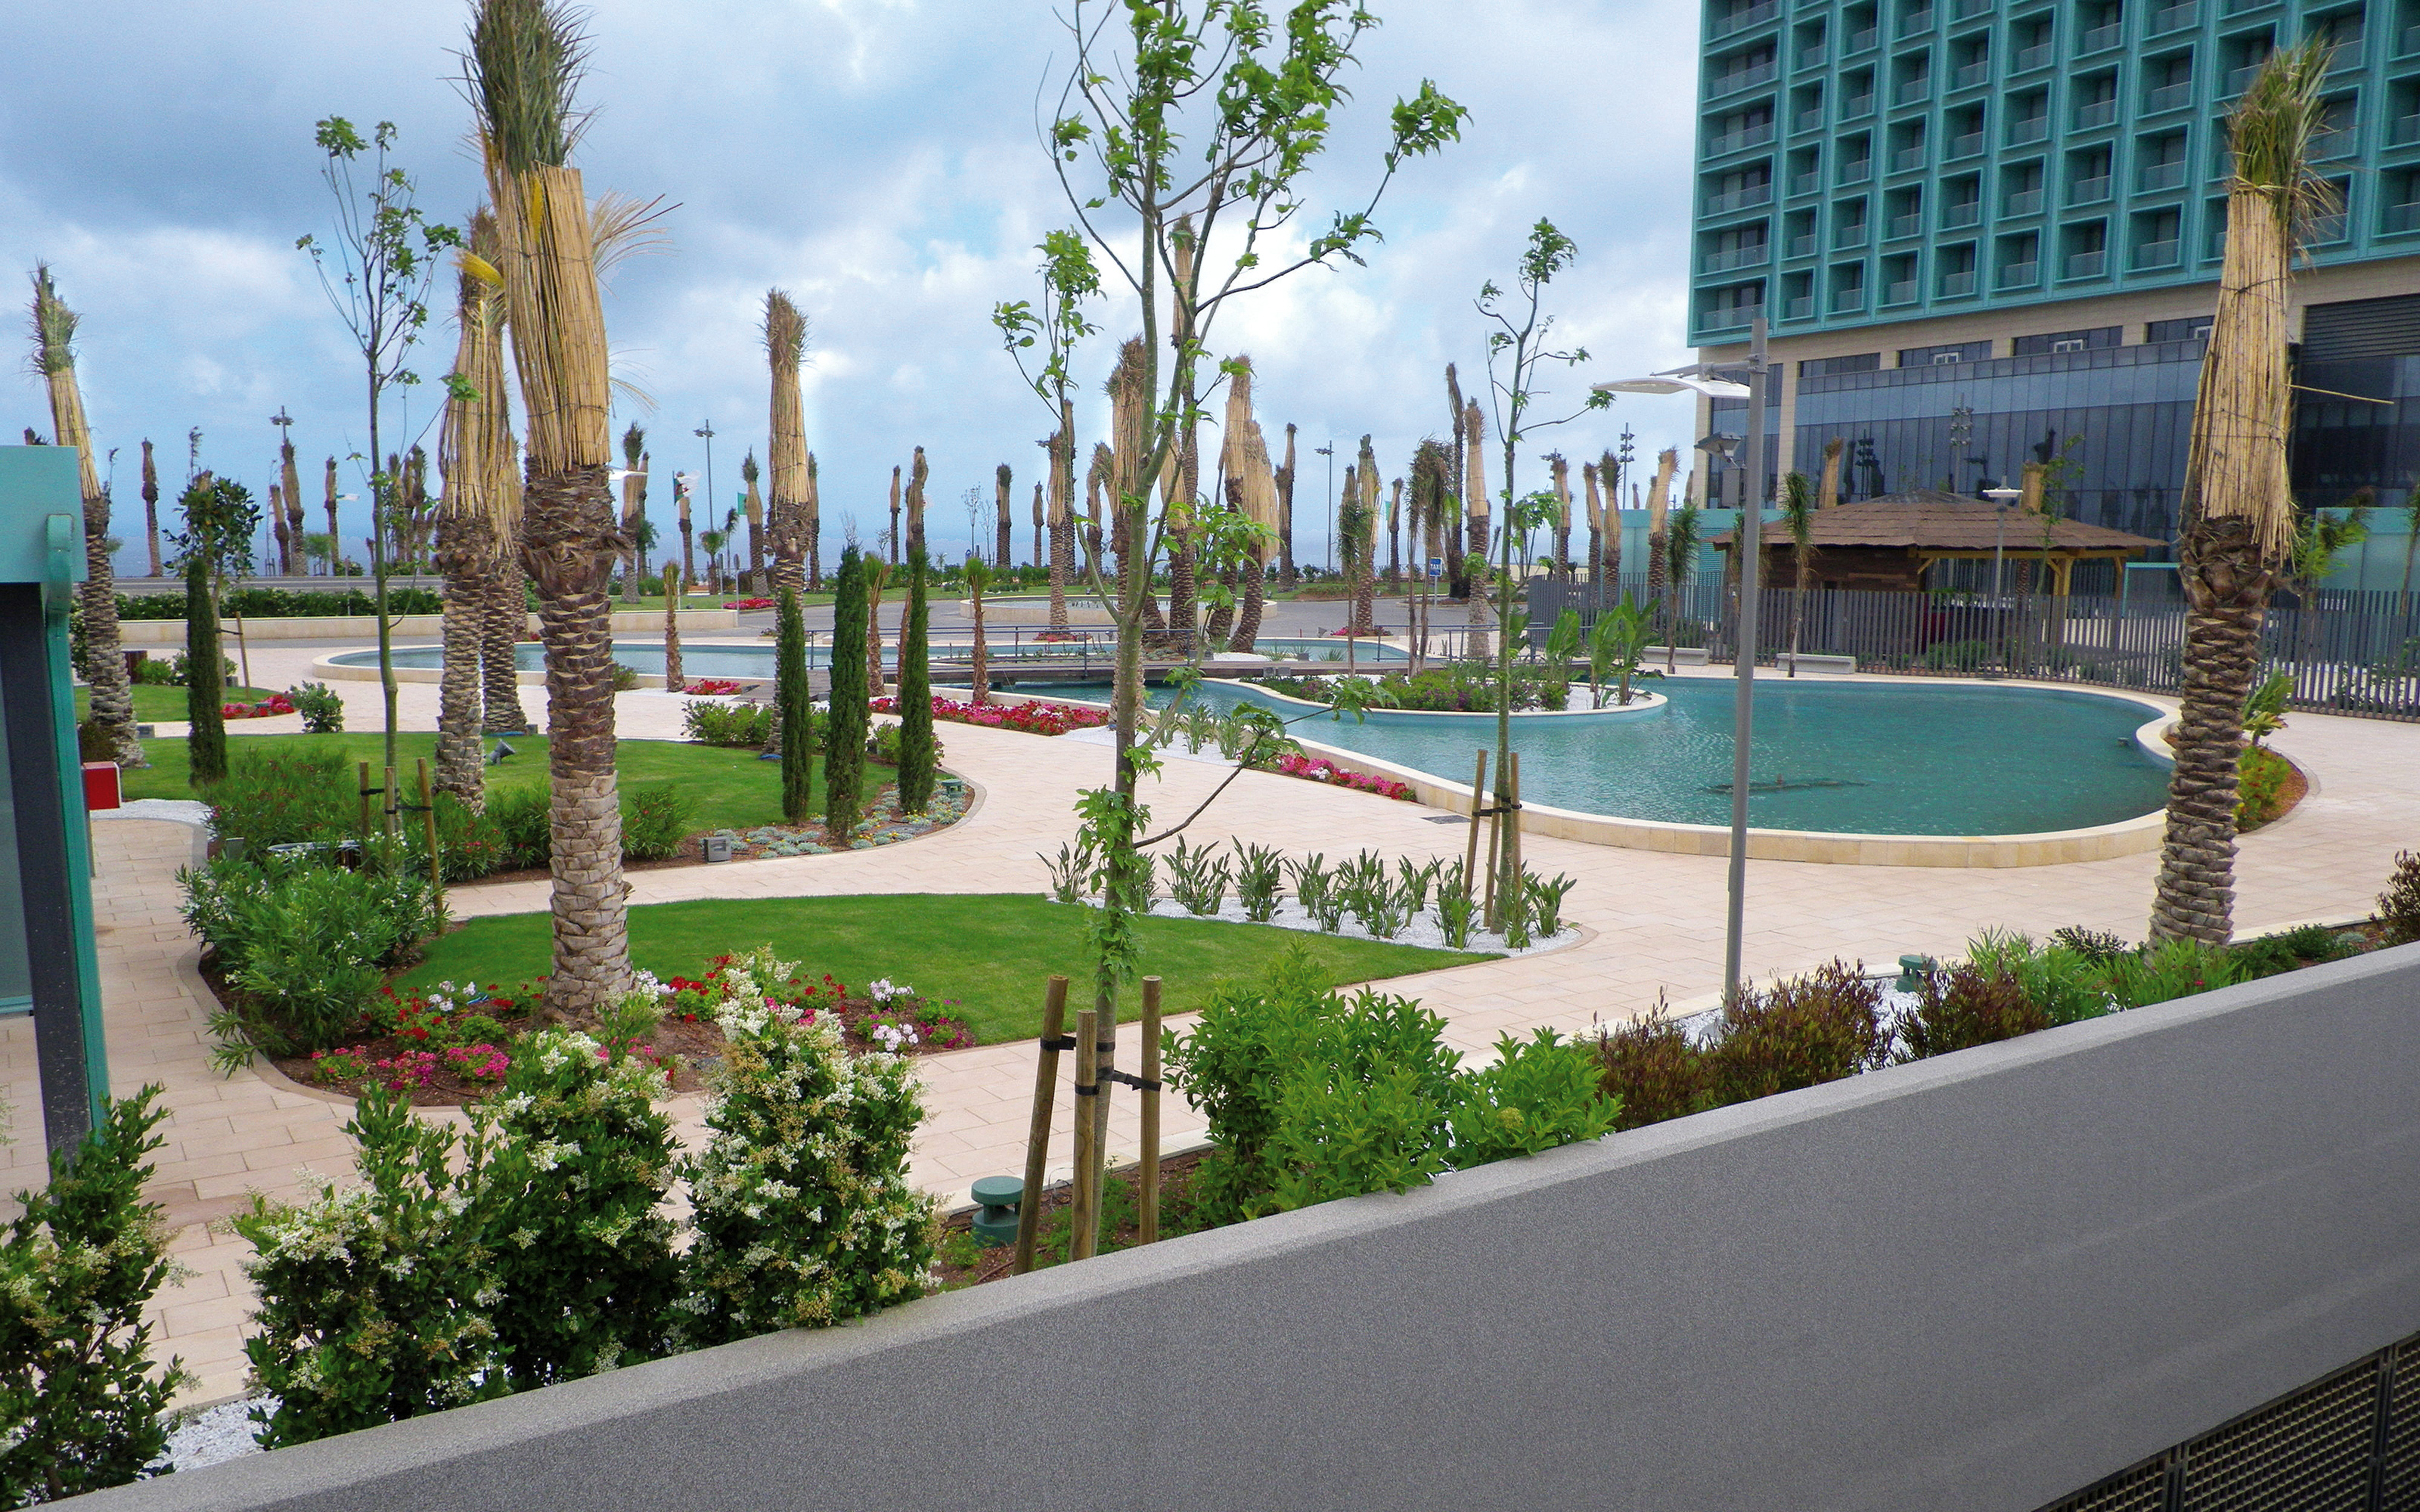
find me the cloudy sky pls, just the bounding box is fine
[3,0,1705,574]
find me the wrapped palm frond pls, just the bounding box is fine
[762,288,810,595]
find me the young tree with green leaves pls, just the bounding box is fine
[178,476,259,787]
[896,550,937,813]
[1020,0,1464,1009]
[1778,469,1817,677]
[824,549,870,840]
[1473,218,1608,922]
[297,116,461,775]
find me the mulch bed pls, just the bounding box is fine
[933,1148,1212,1289]
[2238,757,2310,833]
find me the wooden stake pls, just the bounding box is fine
[1139,975,1162,1246]
[1506,751,1525,918]
[383,766,399,838]
[1012,976,1069,1275]
[358,761,373,840]
[1069,1007,1100,1262]
[417,759,439,889]
[1461,749,1488,901]
[1089,985,1115,1254]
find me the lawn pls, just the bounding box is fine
[122,732,885,827]
[396,894,1495,1046]
[79,685,276,723]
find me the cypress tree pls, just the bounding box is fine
[776,584,813,823]
[896,549,935,813]
[185,550,226,787]
[823,549,868,841]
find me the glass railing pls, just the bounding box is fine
[1708,123,1778,154]
[2004,187,2044,215]
[1798,44,1829,69]
[2203,228,2228,260]
[1953,0,1992,17]
[1703,185,1776,212]
[1713,60,1779,94]
[1790,171,1823,194]
[1784,294,1815,318]
[1788,233,1819,257]
[2075,98,2118,128]
[1953,61,1990,89]
[1701,244,1773,272]
[2326,38,2365,70]
[1847,26,1878,51]
[1941,201,1981,228]
[2136,161,2188,191]
[1997,260,2040,287]
[1891,144,1928,171]
[2307,212,2347,244]
[2080,23,2121,51]
[1938,269,1978,296]
[2063,249,2108,277]
[2007,116,2049,144]
[1696,302,1766,333]
[2384,203,2420,234]
[1886,212,1922,238]
[1947,131,1984,158]
[1839,158,1872,183]
[1835,222,1870,246]
[1795,107,1826,131]
[1883,280,1919,304]
[1898,8,1935,36]
[1842,91,1876,116]
[2068,175,2112,203]
[1832,286,1869,311]
[2015,42,2053,70]
[2224,62,2264,94]
[2142,81,2192,113]
[1711,0,1780,36]
[2148,4,2196,34]
[2131,238,2181,268]
[1894,77,1934,104]
[2393,113,2420,146]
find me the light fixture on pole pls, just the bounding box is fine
[1984,485,2022,660]
[1314,443,1336,575]
[1592,321,1769,1005]
[693,420,718,567]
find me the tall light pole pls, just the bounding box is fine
[1314,442,1335,575]
[1984,485,2021,662]
[693,419,718,563]
[1593,317,1767,1005]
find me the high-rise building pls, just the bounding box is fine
[1688,0,2420,564]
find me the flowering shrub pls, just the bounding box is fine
[871,693,1109,736]
[1273,753,1415,801]
[721,598,774,611]
[684,677,746,695]
[677,1000,935,1345]
[235,1089,513,1448]
[222,692,298,720]
[660,950,845,1023]
[481,1027,685,1384]
[305,1046,374,1085]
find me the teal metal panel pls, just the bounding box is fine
[0,447,89,584]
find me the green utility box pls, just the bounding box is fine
[0,445,108,1153]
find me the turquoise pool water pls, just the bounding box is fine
[341,637,1407,675]
[1141,679,2172,837]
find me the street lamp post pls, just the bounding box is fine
[1592,318,1768,1005]
[693,420,718,573]
[1314,442,1335,575]
[1984,485,2022,666]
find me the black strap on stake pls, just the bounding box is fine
[1039,1035,1076,1052]
[1100,1068,1162,1092]
[1074,1083,1100,1098]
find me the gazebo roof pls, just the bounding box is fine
[1711,490,2161,554]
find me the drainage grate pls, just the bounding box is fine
[1424,815,1469,825]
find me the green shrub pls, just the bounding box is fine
[234,1089,512,1448]
[1703,960,1888,1105]
[1892,964,2052,1061]
[2236,744,2291,827]
[487,784,553,869]
[1447,1028,1620,1167]
[182,855,448,1057]
[1266,1063,1450,1212]
[682,699,775,748]
[119,587,443,621]
[286,681,345,733]
[1918,638,1997,671]
[2048,925,2129,964]
[896,551,937,813]
[679,970,934,1345]
[2099,937,2245,1009]
[2230,923,2351,979]
[482,1028,684,1383]
[0,1087,190,1505]
[203,742,354,849]
[1593,1005,1709,1131]
[75,720,116,764]
[2381,850,2420,945]
[867,720,947,767]
[412,792,513,882]
[621,782,697,862]
[610,663,641,692]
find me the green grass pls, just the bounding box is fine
[396,894,1494,1046]
[79,685,275,723]
[121,733,883,826]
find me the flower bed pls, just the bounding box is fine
[684,677,747,696]
[223,692,297,720]
[721,598,774,610]
[1274,753,1414,801]
[872,694,1109,736]
[280,952,976,1106]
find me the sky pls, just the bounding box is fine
[1,0,1707,576]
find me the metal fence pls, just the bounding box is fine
[1528,578,2420,722]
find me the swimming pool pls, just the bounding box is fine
[339,637,1408,675]
[1138,678,2172,838]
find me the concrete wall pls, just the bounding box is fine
[85,944,2420,1512]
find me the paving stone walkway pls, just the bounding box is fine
[15,639,2416,1406]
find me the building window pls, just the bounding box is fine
[1941,173,1984,228]
[2145,316,2213,342]
[2003,160,2046,216]
[1946,104,1987,158]
[2130,207,2183,269]
[2008,88,2051,143]
[2075,70,2119,129]
[2142,51,2194,113]
[1835,197,1870,245]
[1937,243,1978,296]
[2134,130,2189,192]
[2223,28,2275,97]
[1897,339,1992,365]
[2068,145,2114,204]
[1882,253,1921,305]
[2062,219,2109,278]
[1842,67,1877,116]
[1799,352,1882,377]
[2013,325,2123,354]
[1885,185,1925,239]
[1893,49,1934,105]
[1996,232,2041,288]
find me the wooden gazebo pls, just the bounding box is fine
[1710,488,2161,595]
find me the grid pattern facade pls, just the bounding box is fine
[1692,0,2420,345]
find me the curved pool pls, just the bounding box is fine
[1146,678,2172,838]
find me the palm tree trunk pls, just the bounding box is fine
[482,567,529,733]
[2151,516,2270,944]
[434,511,489,807]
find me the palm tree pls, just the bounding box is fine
[618,423,647,603]
[280,433,306,578]
[433,211,509,807]
[741,452,765,595]
[1462,399,1491,658]
[699,528,728,594]
[762,290,810,597]
[30,265,141,767]
[1779,469,1817,677]
[993,463,1014,571]
[465,0,634,1012]
[2148,40,2335,947]
[964,553,994,705]
[1221,355,1277,651]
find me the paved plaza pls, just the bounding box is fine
[11,627,2417,1406]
